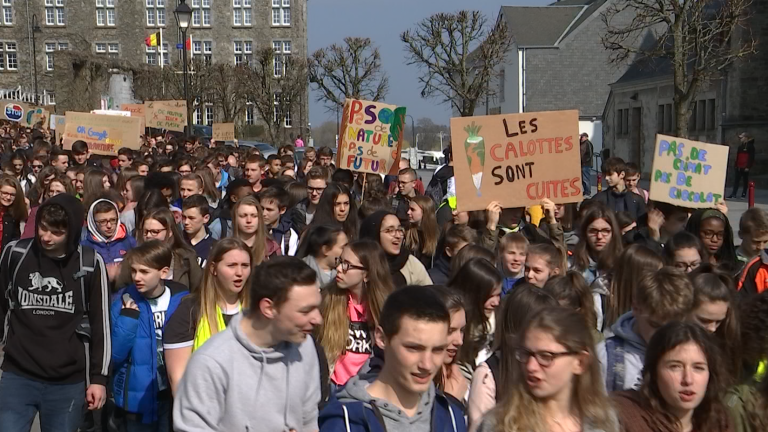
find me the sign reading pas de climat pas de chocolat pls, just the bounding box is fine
[450,110,583,212]
[62,111,143,156]
[649,134,729,208]
[336,98,406,176]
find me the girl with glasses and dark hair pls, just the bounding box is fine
[476,307,618,432]
[315,239,393,388]
[685,207,739,273]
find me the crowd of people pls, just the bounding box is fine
[0,124,768,432]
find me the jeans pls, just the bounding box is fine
[731,168,750,197]
[0,371,85,432]
[581,166,592,196]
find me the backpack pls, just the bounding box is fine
[3,239,97,344]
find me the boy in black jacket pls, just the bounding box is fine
[0,194,110,432]
[590,157,647,221]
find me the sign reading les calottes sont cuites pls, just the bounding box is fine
[62,112,143,156]
[649,134,729,208]
[450,110,583,212]
[337,99,406,176]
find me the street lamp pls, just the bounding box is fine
[30,14,41,106]
[405,114,417,168]
[174,0,192,136]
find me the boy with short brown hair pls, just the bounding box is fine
[737,207,768,263]
[499,232,528,296]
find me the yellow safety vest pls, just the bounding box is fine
[193,306,227,352]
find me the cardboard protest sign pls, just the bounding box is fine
[90,110,131,116]
[649,134,729,208]
[212,123,235,141]
[336,99,406,175]
[62,111,143,156]
[120,104,147,132]
[22,107,49,128]
[144,100,187,132]
[49,114,65,130]
[450,110,583,212]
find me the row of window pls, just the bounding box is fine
[616,99,718,137]
[193,104,292,127]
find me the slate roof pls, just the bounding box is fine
[500,5,585,47]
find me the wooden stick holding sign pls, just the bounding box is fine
[649,134,729,208]
[449,110,583,212]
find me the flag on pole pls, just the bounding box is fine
[145,31,161,47]
[185,35,192,51]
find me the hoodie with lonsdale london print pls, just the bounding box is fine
[0,194,111,386]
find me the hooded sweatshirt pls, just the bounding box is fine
[596,312,646,392]
[0,194,111,385]
[82,198,137,265]
[173,313,321,432]
[321,374,465,432]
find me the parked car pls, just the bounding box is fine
[222,140,277,157]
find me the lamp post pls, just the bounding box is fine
[30,14,41,105]
[405,114,417,168]
[174,0,192,136]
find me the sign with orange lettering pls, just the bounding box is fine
[450,110,583,212]
[62,111,143,156]
[120,104,146,132]
[336,98,406,175]
[144,100,187,132]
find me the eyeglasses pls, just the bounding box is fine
[674,261,701,272]
[0,191,16,198]
[587,228,612,238]
[95,218,118,227]
[514,348,578,367]
[701,230,725,240]
[381,227,405,237]
[307,186,326,194]
[143,227,167,237]
[31,164,43,170]
[336,258,366,273]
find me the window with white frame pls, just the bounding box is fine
[0,42,17,70]
[272,40,290,77]
[233,40,252,65]
[146,43,169,65]
[2,0,11,25]
[44,0,65,25]
[108,42,119,58]
[232,0,250,26]
[193,106,201,125]
[271,0,289,26]
[284,105,292,127]
[274,92,291,126]
[191,0,210,27]
[44,41,68,71]
[44,90,55,105]
[192,39,212,64]
[146,0,165,26]
[95,42,106,53]
[96,0,115,26]
[245,104,254,125]
[204,105,213,125]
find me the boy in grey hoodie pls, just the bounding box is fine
[596,268,693,392]
[173,257,324,432]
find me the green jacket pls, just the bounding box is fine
[725,384,763,432]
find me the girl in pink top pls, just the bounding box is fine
[316,239,394,386]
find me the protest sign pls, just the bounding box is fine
[90,110,131,116]
[649,134,729,208]
[120,104,147,132]
[49,114,65,130]
[62,111,143,156]
[212,123,235,141]
[22,107,49,128]
[450,110,583,212]
[336,98,406,175]
[144,100,187,132]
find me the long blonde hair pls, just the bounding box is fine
[404,195,439,257]
[232,195,267,265]
[493,307,617,432]
[316,240,393,365]
[198,238,252,336]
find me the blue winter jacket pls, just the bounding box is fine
[82,227,136,265]
[319,391,466,432]
[110,281,188,423]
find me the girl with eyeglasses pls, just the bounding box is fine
[685,208,739,273]
[116,207,202,291]
[359,210,432,289]
[297,224,348,288]
[316,239,393,388]
[163,238,253,395]
[612,321,731,432]
[0,175,27,250]
[477,306,618,432]
[663,231,709,273]
[570,203,623,286]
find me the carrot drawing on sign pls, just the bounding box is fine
[463,122,485,196]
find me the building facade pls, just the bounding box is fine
[0,0,308,138]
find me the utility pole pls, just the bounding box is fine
[437,131,446,151]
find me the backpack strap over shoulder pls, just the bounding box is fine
[74,245,97,313]
[6,238,33,311]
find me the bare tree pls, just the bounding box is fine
[308,37,389,112]
[401,10,512,117]
[602,0,755,138]
[207,63,249,122]
[244,47,308,146]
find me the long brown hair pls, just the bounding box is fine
[198,238,253,337]
[493,307,617,432]
[607,244,663,326]
[232,195,268,265]
[0,174,27,221]
[404,195,439,257]
[572,203,623,272]
[139,207,194,254]
[315,239,393,366]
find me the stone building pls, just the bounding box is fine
[0,0,308,138]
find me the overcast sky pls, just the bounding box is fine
[307,0,551,128]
